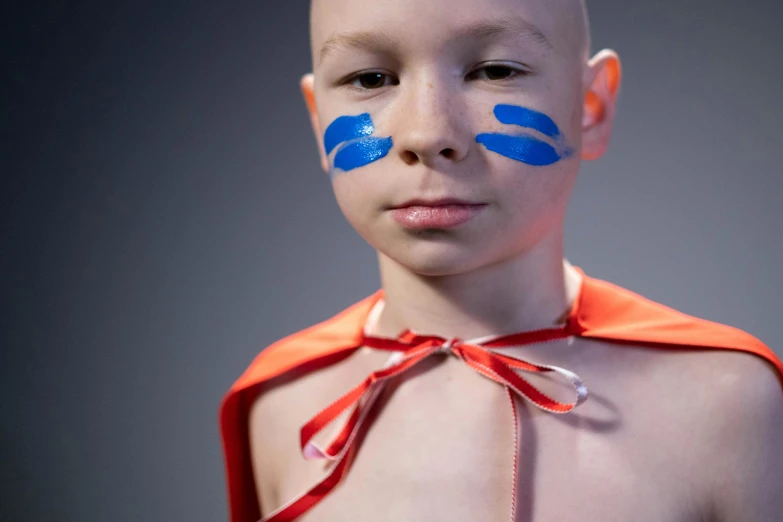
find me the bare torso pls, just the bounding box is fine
[249,336,748,521]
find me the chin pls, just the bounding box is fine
[379,238,496,277]
[395,258,479,277]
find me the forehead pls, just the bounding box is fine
[310,0,585,64]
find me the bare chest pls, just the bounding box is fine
[265,347,709,522]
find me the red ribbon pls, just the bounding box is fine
[261,327,588,522]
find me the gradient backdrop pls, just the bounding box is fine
[2,1,781,521]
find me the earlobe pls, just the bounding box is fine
[300,73,329,173]
[581,50,622,161]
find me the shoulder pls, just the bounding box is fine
[618,341,783,519]
[228,291,381,397]
[705,348,783,411]
[242,337,363,516]
[247,343,391,443]
[685,347,783,520]
[688,347,783,436]
[577,271,783,417]
[637,334,783,429]
[238,292,384,441]
[243,310,384,450]
[220,293,380,518]
[601,337,783,432]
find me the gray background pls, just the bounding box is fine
[2,1,781,521]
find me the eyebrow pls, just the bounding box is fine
[318,16,553,65]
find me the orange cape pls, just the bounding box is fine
[219,269,783,522]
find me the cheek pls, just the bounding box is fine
[492,158,576,219]
[330,170,385,225]
[322,113,393,175]
[564,95,584,151]
[475,104,574,167]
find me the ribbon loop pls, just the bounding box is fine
[261,328,588,522]
[456,343,587,414]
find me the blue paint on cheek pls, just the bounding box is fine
[333,136,394,171]
[493,104,561,139]
[477,104,572,166]
[475,134,561,167]
[323,113,393,173]
[323,114,374,155]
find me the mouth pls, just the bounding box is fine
[388,198,487,230]
[390,197,485,209]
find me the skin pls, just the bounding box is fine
[248,0,783,520]
[302,0,619,341]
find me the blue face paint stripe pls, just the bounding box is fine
[493,104,561,139]
[476,133,562,167]
[333,136,394,172]
[323,114,375,155]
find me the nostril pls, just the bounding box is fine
[400,150,419,165]
[400,147,460,165]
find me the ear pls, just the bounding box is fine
[300,73,329,173]
[581,49,622,161]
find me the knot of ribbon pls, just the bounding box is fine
[261,327,588,522]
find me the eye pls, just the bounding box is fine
[467,64,527,82]
[347,72,398,90]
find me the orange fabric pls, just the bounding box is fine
[219,268,783,522]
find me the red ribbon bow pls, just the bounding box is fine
[262,326,588,522]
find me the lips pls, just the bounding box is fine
[389,198,487,229]
[391,197,481,209]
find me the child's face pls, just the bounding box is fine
[303,0,619,276]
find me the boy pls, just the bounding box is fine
[220,0,783,520]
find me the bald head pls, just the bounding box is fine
[309,0,592,69]
[569,0,592,58]
[575,0,591,57]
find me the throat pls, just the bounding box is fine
[368,259,582,340]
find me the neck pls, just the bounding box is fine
[372,233,581,340]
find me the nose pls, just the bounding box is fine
[390,76,469,167]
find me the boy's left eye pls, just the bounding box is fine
[467,64,525,81]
